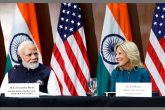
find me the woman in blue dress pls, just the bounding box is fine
[111,41,150,92]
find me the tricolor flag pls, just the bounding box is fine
[4,3,42,74]
[50,3,90,96]
[96,3,132,95]
[145,3,165,96]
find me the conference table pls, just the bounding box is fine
[0,95,165,107]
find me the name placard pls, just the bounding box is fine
[5,83,39,97]
[116,83,152,97]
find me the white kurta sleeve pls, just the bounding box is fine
[47,70,61,95]
[0,73,9,93]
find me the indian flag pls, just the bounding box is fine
[96,3,132,95]
[4,3,42,74]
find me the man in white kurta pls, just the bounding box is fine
[0,41,61,96]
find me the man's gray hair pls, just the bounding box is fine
[17,40,35,56]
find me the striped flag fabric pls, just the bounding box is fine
[145,3,165,96]
[50,3,90,96]
[96,3,132,95]
[4,3,42,74]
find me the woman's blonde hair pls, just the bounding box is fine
[115,41,143,68]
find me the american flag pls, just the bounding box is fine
[50,3,90,96]
[145,3,165,96]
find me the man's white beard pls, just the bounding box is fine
[22,61,39,70]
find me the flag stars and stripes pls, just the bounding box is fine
[152,4,165,39]
[72,12,76,16]
[161,15,164,18]
[59,25,63,29]
[58,3,82,41]
[62,10,66,13]
[155,14,159,18]
[51,3,90,96]
[67,3,71,7]
[145,3,165,95]
[157,6,160,10]
[71,20,74,24]
[158,30,162,34]
[73,5,77,9]
[77,22,81,26]
[78,15,81,18]
[67,11,70,14]
[61,17,64,21]
[66,19,69,22]
[69,28,73,31]
[159,23,163,26]
[154,22,157,25]
[65,26,68,30]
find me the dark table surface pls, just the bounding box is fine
[0,96,165,107]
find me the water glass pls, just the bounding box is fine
[88,78,97,96]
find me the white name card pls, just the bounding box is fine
[5,83,39,97]
[116,83,152,97]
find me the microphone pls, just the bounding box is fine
[36,80,44,85]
